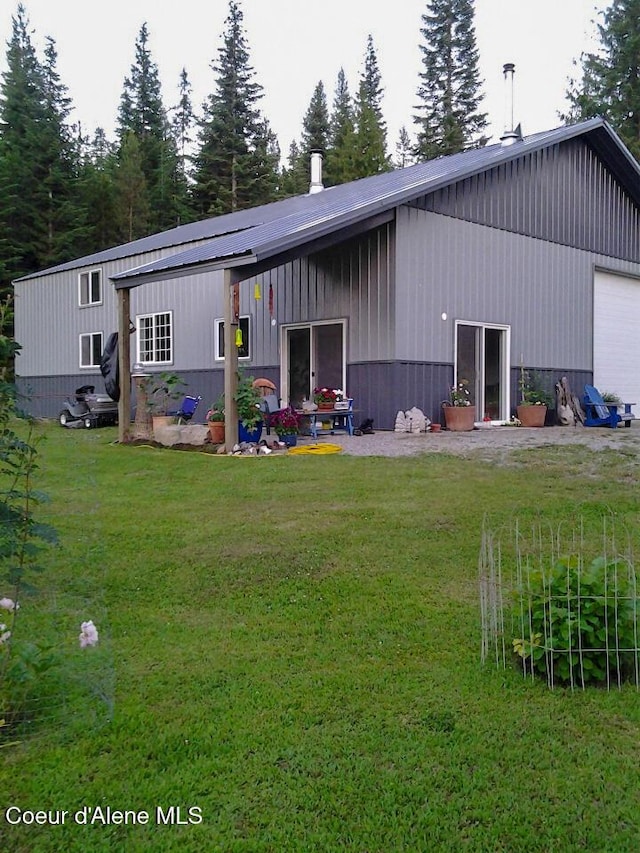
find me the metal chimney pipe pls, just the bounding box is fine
[500,63,520,146]
[309,150,324,194]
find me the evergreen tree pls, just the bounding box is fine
[192,0,278,215]
[279,139,307,196]
[171,67,194,179]
[75,129,120,253]
[116,23,184,232]
[114,131,150,242]
[0,4,83,297]
[394,126,416,168]
[414,0,488,159]
[563,0,640,161]
[352,36,389,178]
[300,80,330,156]
[325,68,357,186]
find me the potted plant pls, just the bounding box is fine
[313,387,339,410]
[269,406,301,447]
[206,394,225,444]
[442,379,475,431]
[517,367,552,427]
[144,371,185,431]
[234,373,263,442]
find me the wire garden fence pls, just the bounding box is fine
[479,516,640,690]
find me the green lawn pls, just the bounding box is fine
[2,424,640,852]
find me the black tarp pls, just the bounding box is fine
[100,332,120,402]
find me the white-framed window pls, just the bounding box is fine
[137,311,173,365]
[79,332,104,368]
[78,269,102,306]
[214,316,251,361]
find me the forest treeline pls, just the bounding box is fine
[0,0,634,299]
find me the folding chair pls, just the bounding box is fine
[171,395,202,424]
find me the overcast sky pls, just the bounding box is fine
[0,0,609,156]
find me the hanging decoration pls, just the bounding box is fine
[268,283,274,317]
[235,327,243,348]
[254,282,261,300]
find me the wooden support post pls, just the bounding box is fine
[117,288,131,444]
[224,268,239,448]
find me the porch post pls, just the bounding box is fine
[117,287,131,443]
[223,268,239,448]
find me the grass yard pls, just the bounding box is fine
[2,424,640,852]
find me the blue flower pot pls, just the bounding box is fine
[238,420,263,443]
[281,433,297,447]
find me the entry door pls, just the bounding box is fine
[455,322,510,421]
[283,322,346,408]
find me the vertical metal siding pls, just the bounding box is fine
[420,140,640,262]
[396,206,597,369]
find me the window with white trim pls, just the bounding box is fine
[137,311,173,365]
[78,269,102,306]
[79,332,104,368]
[214,316,250,360]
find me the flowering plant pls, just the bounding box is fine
[207,394,225,422]
[450,380,472,406]
[269,406,301,436]
[313,387,341,405]
[519,367,552,406]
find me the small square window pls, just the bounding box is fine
[79,332,103,368]
[79,269,102,306]
[215,317,250,360]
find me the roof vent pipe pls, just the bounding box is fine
[309,150,324,194]
[500,63,522,145]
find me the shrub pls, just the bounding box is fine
[513,555,639,688]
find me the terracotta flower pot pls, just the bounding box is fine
[208,421,225,444]
[517,404,547,427]
[443,405,476,431]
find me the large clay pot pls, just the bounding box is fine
[443,405,476,431]
[517,404,547,427]
[208,421,225,444]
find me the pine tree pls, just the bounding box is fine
[75,129,120,253]
[414,0,488,159]
[192,0,278,215]
[0,4,83,296]
[563,0,640,161]
[115,131,150,242]
[279,140,307,196]
[300,80,330,156]
[116,23,184,232]
[325,68,357,186]
[352,36,390,178]
[394,126,416,168]
[280,82,331,196]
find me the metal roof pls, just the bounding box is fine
[111,118,640,289]
[18,118,640,287]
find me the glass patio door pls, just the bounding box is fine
[455,322,510,421]
[283,322,346,408]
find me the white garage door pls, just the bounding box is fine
[594,270,640,406]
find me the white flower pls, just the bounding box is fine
[0,630,11,644]
[0,597,18,612]
[79,620,99,648]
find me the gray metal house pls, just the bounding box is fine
[14,117,640,436]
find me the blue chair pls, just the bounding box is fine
[582,385,621,428]
[170,395,202,424]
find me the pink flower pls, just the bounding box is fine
[0,597,18,612]
[79,620,99,648]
